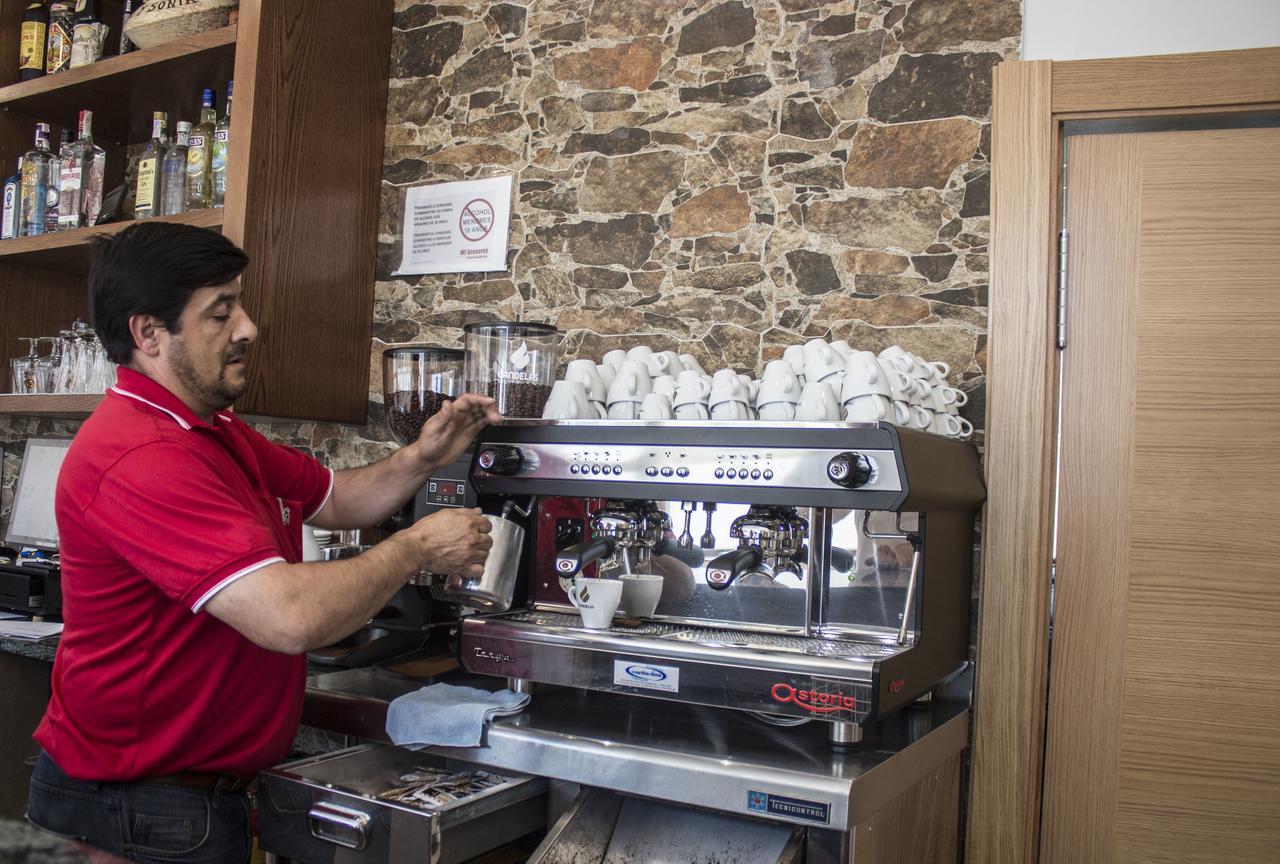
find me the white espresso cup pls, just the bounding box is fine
[607,401,640,420]
[675,369,711,399]
[565,359,607,404]
[608,360,652,404]
[709,369,747,406]
[795,381,841,421]
[627,345,671,377]
[710,400,751,421]
[758,401,797,422]
[568,577,623,629]
[542,380,592,419]
[639,392,673,420]
[803,340,842,384]
[678,353,707,375]
[673,401,710,420]
[655,351,682,378]
[651,374,677,399]
[910,404,934,430]
[842,351,892,400]
[618,573,664,618]
[782,345,807,380]
[601,349,628,370]
[595,363,616,389]
[843,393,892,423]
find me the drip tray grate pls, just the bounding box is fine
[493,610,898,660]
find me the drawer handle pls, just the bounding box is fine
[307,801,371,851]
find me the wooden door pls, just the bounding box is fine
[1041,125,1280,863]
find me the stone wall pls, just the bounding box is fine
[0,0,1019,510]
[364,0,1015,456]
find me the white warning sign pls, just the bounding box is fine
[394,175,513,275]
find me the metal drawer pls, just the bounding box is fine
[258,743,547,863]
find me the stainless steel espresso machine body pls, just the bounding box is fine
[459,420,984,742]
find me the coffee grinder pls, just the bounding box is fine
[308,346,473,667]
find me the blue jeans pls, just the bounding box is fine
[27,751,252,864]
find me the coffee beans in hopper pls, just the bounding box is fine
[387,390,451,443]
[481,380,552,418]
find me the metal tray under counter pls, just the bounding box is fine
[258,743,546,863]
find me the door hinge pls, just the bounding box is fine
[1056,228,1068,349]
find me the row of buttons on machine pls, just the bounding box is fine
[715,467,772,480]
[567,464,774,481]
[569,464,623,476]
[644,466,690,478]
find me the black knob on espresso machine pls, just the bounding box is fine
[826,452,873,489]
[476,445,523,476]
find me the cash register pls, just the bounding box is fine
[0,438,70,618]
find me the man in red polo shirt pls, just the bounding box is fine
[27,223,500,863]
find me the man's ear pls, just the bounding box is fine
[128,315,165,358]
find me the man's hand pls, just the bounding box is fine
[413,394,502,471]
[403,507,494,578]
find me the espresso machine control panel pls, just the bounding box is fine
[471,421,922,510]
[476,442,901,492]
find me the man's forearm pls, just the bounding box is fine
[313,444,437,529]
[206,534,422,654]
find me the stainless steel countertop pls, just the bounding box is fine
[303,664,971,831]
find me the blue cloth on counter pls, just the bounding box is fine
[386,683,531,749]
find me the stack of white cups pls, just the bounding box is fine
[872,345,973,439]
[543,339,972,439]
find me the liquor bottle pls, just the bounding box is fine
[18,123,53,236]
[69,0,107,70]
[19,2,48,81]
[2,160,21,240]
[44,127,71,232]
[186,88,216,210]
[45,0,74,74]
[119,0,135,55]
[160,121,190,216]
[133,112,165,220]
[211,80,232,207]
[59,109,105,230]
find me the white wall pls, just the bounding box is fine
[1023,0,1280,61]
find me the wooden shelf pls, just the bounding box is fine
[0,209,223,273]
[0,25,237,144]
[0,393,102,418]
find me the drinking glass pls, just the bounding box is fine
[32,337,59,393]
[10,338,38,394]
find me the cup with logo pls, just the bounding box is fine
[568,577,623,629]
[463,321,559,418]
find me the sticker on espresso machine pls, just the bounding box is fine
[746,790,831,824]
[612,660,680,692]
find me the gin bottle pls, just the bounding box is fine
[2,160,21,240]
[18,123,52,237]
[186,88,216,210]
[160,121,189,216]
[45,128,71,232]
[211,80,232,207]
[133,111,165,220]
[59,109,105,229]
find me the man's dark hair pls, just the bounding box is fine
[90,222,250,364]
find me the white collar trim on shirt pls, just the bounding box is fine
[110,386,193,431]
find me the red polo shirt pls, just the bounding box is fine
[34,367,334,780]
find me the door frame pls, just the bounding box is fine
[968,46,1280,864]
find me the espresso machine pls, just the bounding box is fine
[458,419,984,744]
